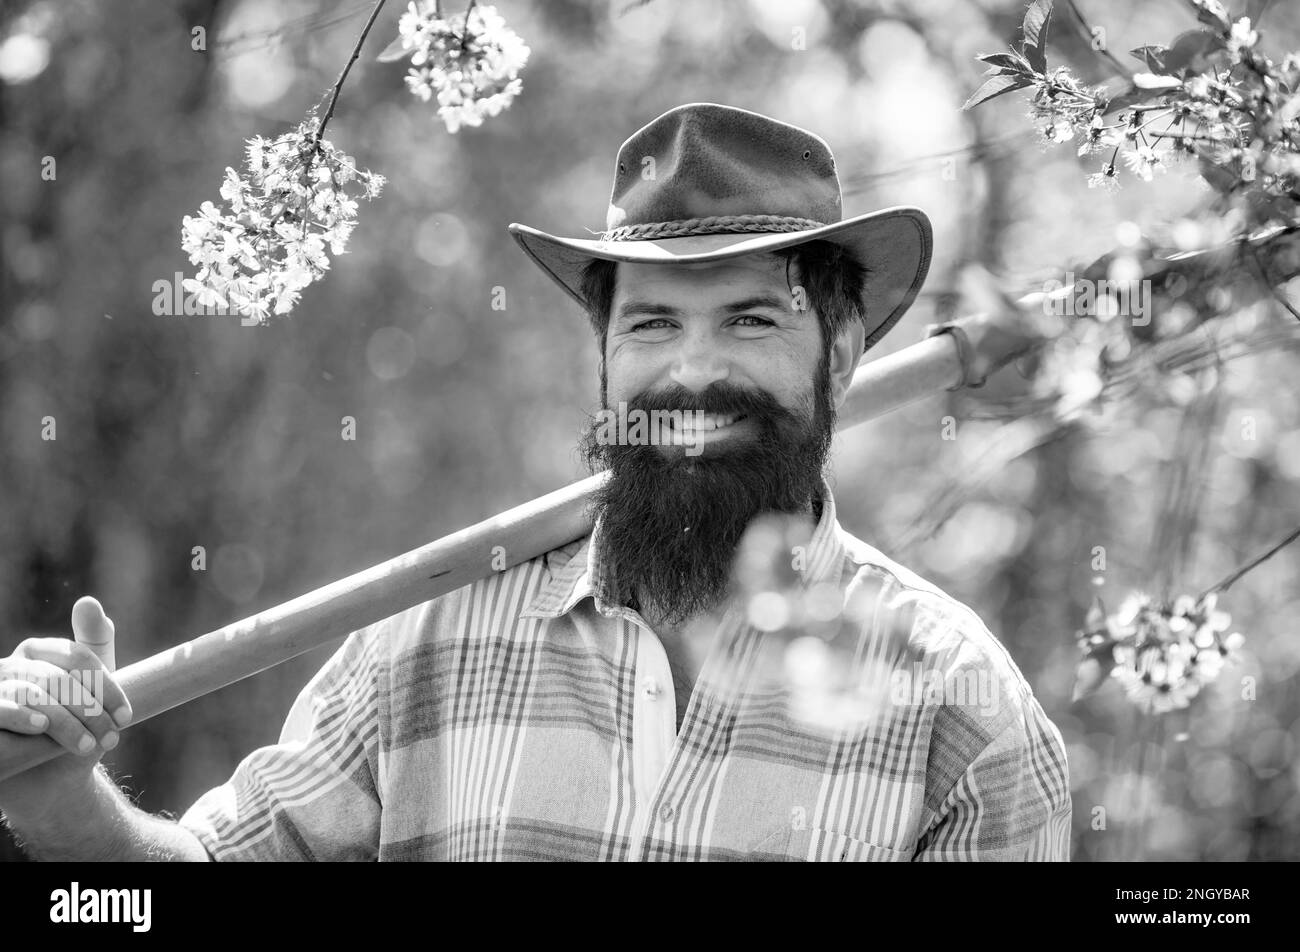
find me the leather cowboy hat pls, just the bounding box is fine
[508,102,933,352]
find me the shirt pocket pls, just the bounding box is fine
[812,828,915,862]
[745,825,798,860]
[753,824,916,861]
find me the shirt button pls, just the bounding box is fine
[659,803,675,823]
[641,676,661,699]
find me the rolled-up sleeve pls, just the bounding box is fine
[914,702,1072,861]
[178,626,383,861]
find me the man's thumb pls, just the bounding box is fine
[71,595,116,673]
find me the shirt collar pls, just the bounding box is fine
[521,476,849,620]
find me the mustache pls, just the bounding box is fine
[613,381,800,422]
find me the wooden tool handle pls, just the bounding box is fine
[0,321,970,783]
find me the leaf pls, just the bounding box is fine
[1129,45,1170,73]
[1022,0,1053,72]
[1198,155,1242,194]
[1022,0,1053,50]
[1071,649,1116,702]
[375,33,410,63]
[1160,29,1227,77]
[976,51,1028,74]
[1133,72,1183,90]
[962,74,1033,111]
[1084,594,1107,630]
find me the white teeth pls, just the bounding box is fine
[678,413,738,432]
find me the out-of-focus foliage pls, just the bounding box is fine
[1,0,1297,862]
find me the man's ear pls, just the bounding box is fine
[828,319,866,410]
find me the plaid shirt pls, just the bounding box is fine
[179,481,1072,861]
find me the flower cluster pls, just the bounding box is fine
[968,1,1300,225]
[1075,591,1244,714]
[180,119,385,323]
[389,1,530,134]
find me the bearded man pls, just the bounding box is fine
[0,103,1070,861]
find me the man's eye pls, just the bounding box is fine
[632,319,673,331]
[734,315,773,327]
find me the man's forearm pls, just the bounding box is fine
[2,766,209,862]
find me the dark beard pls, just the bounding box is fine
[580,356,835,627]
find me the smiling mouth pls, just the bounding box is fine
[665,412,750,444]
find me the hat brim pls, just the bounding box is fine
[508,206,932,352]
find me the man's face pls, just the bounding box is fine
[602,255,824,453]
[581,252,861,628]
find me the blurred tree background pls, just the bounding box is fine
[1,0,1298,861]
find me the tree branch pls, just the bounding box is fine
[461,0,477,53]
[1065,0,1131,77]
[1246,241,1300,322]
[1202,525,1300,596]
[315,0,389,147]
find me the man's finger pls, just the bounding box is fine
[9,643,132,731]
[71,595,115,673]
[0,679,109,756]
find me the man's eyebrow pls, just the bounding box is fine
[719,294,789,314]
[613,293,791,322]
[613,301,681,321]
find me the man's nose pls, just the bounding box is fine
[668,331,730,392]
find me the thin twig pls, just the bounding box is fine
[892,418,1076,552]
[840,130,1035,193]
[1065,0,1131,77]
[1103,329,1300,390]
[617,0,658,15]
[1124,706,1143,861]
[1149,376,1219,600]
[1246,242,1300,322]
[461,0,477,53]
[1132,716,1153,861]
[1140,715,1166,860]
[315,0,389,147]
[1202,525,1300,597]
[1149,132,1219,142]
[213,2,373,57]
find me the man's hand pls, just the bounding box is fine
[0,597,208,860]
[0,596,132,822]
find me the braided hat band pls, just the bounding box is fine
[601,214,828,242]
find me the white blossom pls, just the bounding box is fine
[1228,17,1259,58]
[1122,144,1167,182]
[1087,163,1121,192]
[180,118,383,323]
[1079,591,1244,715]
[393,2,530,133]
